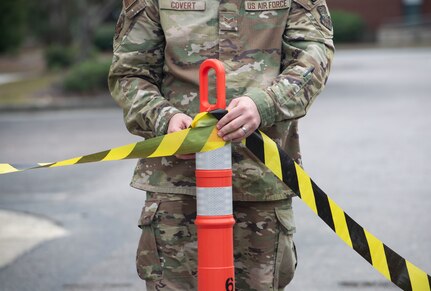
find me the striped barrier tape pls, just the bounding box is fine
[0,112,225,175]
[1,111,430,290]
[243,130,431,291]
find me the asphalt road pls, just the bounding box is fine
[1,47,431,291]
[0,109,145,291]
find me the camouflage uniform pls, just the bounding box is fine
[137,192,296,290]
[109,0,334,288]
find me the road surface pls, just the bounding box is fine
[1,48,430,290]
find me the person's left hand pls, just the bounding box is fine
[216,96,261,142]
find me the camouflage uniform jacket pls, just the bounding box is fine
[109,0,334,201]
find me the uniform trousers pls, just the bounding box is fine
[136,192,297,291]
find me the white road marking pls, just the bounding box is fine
[0,209,68,268]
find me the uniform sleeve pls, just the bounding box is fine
[108,0,182,138]
[244,0,335,128]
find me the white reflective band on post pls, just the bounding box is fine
[196,144,232,216]
[196,145,231,170]
[197,187,233,216]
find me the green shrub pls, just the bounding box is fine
[45,45,75,70]
[331,10,365,43]
[94,23,116,51]
[63,59,111,93]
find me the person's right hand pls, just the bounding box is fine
[168,113,195,160]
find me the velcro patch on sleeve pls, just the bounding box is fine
[317,5,332,30]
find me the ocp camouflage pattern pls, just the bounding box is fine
[108,0,335,201]
[137,193,198,288]
[137,192,297,290]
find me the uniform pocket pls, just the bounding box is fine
[153,200,197,279]
[136,201,163,281]
[275,204,296,235]
[274,206,297,288]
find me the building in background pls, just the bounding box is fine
[328,0,431,45]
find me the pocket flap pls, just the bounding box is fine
[292,0,323,10]
[138,201,159,228]
[275,206,296,235]
[124,0,147,19]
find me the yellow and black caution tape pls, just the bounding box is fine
[1,111,430,291]
[0,112,225,175]
[243,130,431,291]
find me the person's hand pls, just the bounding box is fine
[216,96,261,142]
[168,113,195,160]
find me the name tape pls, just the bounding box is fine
[1,111,430,291]
[159,0,206,11]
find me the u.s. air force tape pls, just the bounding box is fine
[1,111,430,291]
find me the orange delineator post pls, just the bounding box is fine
[195,59,235,291]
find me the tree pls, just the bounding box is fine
[27,0,120,59]
[75,0,120,60]
[0,0,27,52]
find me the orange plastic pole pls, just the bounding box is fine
[199,59,226,112]
[195,59,235,291]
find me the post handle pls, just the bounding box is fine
[199,59,226,112]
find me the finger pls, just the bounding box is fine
[222,127,247,142]
[182,117,193,129]
[217,99,242,128]
[168,125,182,134]
[217,107,242,130]
[168,114,193,133]
[218,116,247,137]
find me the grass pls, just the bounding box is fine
[0,51,114,107]
[0,73,62,105]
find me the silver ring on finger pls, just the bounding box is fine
[241,126,247,136]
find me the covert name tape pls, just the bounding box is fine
[1,112,430,291]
